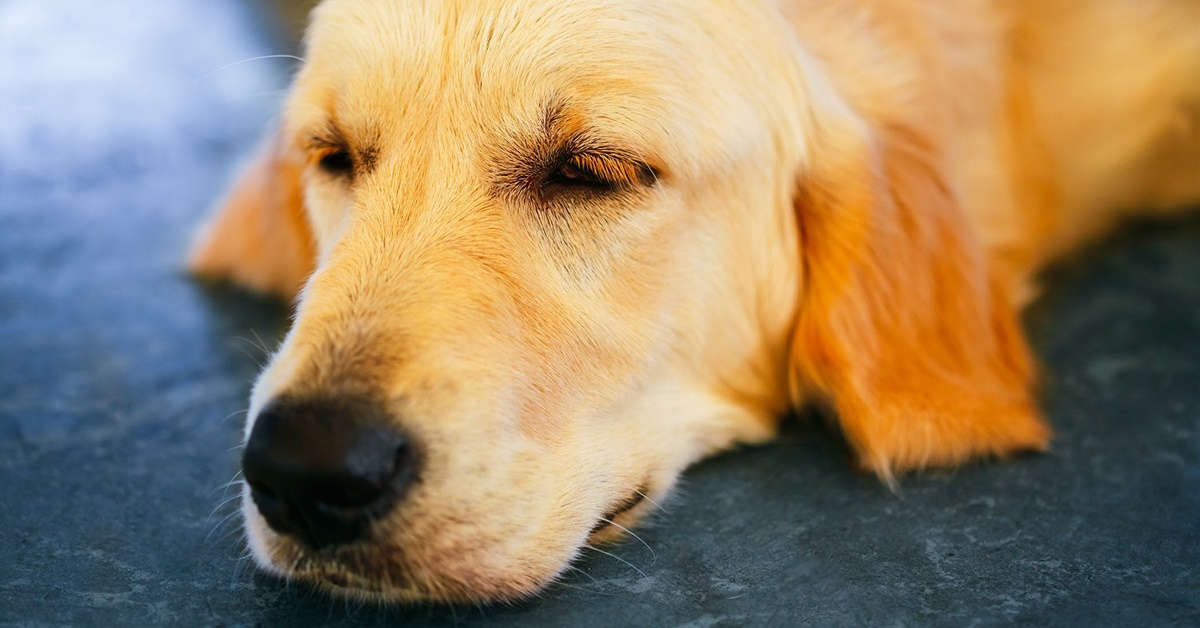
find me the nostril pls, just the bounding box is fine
[240,396,419,549]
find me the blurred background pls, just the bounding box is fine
[0,1,1197,625]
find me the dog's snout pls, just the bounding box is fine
[241,397,417,550]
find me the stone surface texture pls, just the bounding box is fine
[1,1,1197,625]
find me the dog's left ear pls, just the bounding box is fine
[189,130,314,300]
[788,103,1051,481]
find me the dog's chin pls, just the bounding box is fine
[239,493,655,605]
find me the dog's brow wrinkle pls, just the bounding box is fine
[541,97,569,138]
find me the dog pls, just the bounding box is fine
[189,0,1200,603]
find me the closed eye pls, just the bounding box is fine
[541,154,657,199]
[544,159,614,192]
[305,123,361,180]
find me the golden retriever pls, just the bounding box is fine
[188,0,1200,603]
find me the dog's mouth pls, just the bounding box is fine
[259,532,475,603]
[299,558,396,598]
[246,480,659,603]
[588,486,649,538]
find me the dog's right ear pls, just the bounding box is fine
[189,130,314,300]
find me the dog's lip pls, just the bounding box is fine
[314,567,388,594]
[289,546,543,603]
[256,484,657,601]
[589,485,649,535]
[322,573,352,588]
[288,551,412,597]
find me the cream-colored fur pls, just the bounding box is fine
[190,0,1200,603]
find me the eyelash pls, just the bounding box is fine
[541,155,659,200]
[543,159,614,192]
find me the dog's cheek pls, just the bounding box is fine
[301,177,356,263]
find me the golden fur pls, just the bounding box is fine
[190,0,1200,603]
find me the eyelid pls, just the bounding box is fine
[305,124,346,152]
[304,120,350,153]
[302,127,355,176]
[565,153,658,187]
[303,142,347,171]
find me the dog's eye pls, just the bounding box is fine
[318,149,354,177]
[544,160,612,193]
[541,154,657,200]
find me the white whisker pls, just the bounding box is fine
[194,54,306,84]
[210,471,245,495]
[553,579,612,596]
[205,507,243,542]
[231,341,266,368]
[221,408,249,425]
[205,492,243,525]
[250,329,274,356]
[211,522,247,547]
[583,544,647,579]
[634,488,666,513]
[563,564,599,585]
[598,517,657,563]
[232,545,255,585]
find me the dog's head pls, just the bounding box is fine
[191,0,1048,603]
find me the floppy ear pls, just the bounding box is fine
[790,109,1051,481]
[188,130,315,300]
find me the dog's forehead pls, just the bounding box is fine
[307,0,692,72]
[292,0,788,172]
[304,1,689,112]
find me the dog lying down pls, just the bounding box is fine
[189,0,1200,603]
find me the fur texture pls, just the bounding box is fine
[189,0,1200,603]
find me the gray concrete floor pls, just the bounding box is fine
[1,1,1198,625]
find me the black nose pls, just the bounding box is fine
[241,396,417,550]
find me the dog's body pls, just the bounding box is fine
[190,0,1200,603]
[797,0,1200,279]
